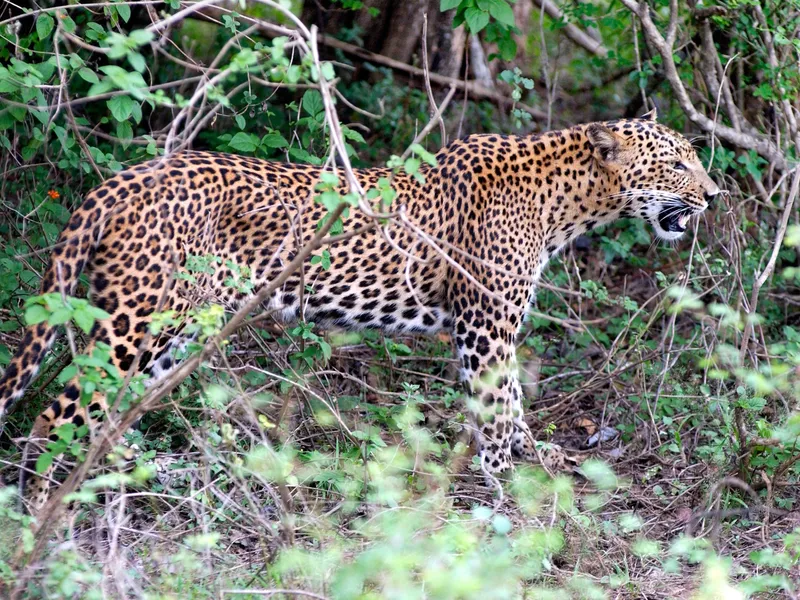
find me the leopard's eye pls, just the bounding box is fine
[673,161,687,171]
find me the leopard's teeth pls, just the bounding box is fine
[678,214,690,229]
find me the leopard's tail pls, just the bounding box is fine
[0,189,111,431]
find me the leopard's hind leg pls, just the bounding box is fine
[22,272,187,514]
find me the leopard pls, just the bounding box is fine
[0,111,719,513]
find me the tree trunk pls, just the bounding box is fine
[355,0,391,51]
[469,35,495,89]
[301,0,467,80]
[428,8,466,79]
[379,0,428,64]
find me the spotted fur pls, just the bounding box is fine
[0,115,719,511]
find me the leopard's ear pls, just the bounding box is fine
[587,124,623,163]
[640,107,658,121]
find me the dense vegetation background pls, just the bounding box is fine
[0,0,799,597]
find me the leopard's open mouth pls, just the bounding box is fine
[658,205,695,234]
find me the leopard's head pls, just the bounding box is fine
[586,111,720,241]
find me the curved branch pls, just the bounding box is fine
[530,0,609,58]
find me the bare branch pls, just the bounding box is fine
[530,0,609,58]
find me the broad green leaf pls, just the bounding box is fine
[35,452,53,474]
[73,308,95,333]
[0,76,19,94]
[128,29,154,46]
[130,102,142,124]
[228,132,259,152]
[302,90,324,117]
[47,307,72,326]
[261,132,288,148]
[107,95,134,121]
[68,53,84,69]
[465,8,490,33]
[319,339,332,362]
[440,0,462,10]
[78,68,99,84]
[116,2,132,22]
[128,52,146,73]
[320,62,335,81]
[57,364,78,384]
[24,304,50,325]
[288,147,322,165]
[342,127,366,144]
[498,36,517,61]
[117,120,133,148]
[480,0,515,27]
[88,306,111,320]
[60,14,77,34]
[0,344,10,366]
[98,66,148,98]
[410,143,437,165]
[36,13,54,41]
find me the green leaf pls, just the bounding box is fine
[497,36,517,61]
[73,308,95,333]
[57,364,78,384]
[25,305,50,325]
[410,143,437,166]
[320,62,335,81]
[48,307,72,326]
[60,14,77,34]
[404,157,420,175]
[36,452,53,474]
[78,68,99,84]
[0,70,19,94]
[36,13,54,41]
[319,339,332,362]
[0,344,11,366]
[128,29,154,46]
[481,0,515,26]
[128,52,146,73]
[579,459,618,491]
[117,120,133,148]
[440,0,462,10]
[116,2,132,22]
[107,95,134,121]
[228,132,259,153]
[97,66,148,98]
[492,514,512,535]
[342,127,366,144]
[53,422,76,444]
[88,306,111,320]
[288,147,322,165]
[261,132,288,148]
[464,8,490,33]
[302,90,324,117]
[68,53,84,69]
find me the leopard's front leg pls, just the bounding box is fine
[452,310,522,478]
[452,305,568,480]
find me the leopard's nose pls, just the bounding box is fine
[704,189,721,204]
